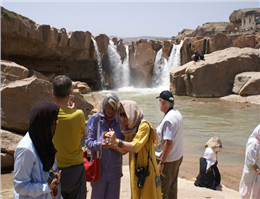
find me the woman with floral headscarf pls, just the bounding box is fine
[104,100,162,199]
[13,101,62,198]
[239,124,260,199]
[85,93,124,199]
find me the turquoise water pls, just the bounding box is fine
[89,87,260,166]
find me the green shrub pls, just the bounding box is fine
[2,9,15,21]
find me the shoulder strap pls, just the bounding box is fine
[96,119,101,158]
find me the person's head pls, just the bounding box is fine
[156,90,174,113]
[204,136,222,151]
[120,100,143,131]
[102,93,119,120]
[52,75,72,99]
[29,101,60,171]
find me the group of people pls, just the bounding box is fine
[85,90,184,199]
[12,74,260,199]
[13,75,87,199]
[13,75,184,199]
[191,51,205,62]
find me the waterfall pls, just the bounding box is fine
[151,49,167,87]
[108,40,130,88]
[121,46,130,87]
[205,38,208,54]
[92,38,105,89]
[152,40,183,88]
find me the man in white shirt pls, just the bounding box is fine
[154,90,184,199]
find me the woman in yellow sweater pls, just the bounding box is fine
[104,100,162,199]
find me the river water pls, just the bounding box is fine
[87,87,260,190]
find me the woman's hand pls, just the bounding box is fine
[101,140,111,148]
[49,170,61,190]
[104,129,117,144]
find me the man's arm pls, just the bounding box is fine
[158,121,174,175]
[158,139,173,175]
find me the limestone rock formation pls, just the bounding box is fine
[161,40,172,60]
[229,8,260,26]
[72,81,92,94]
[1,71,93,134]
[170,47,260,97]
[232,72,260,95]
[1,7,100,90]
[149,40,163,52]
[117,39,127,62]
[1,129,23,170]
[1,76,54,133]
[220,94,260,105]
[1,60,29,84]
[128,39,156,87]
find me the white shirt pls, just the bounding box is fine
[13,133,62,199]
[154,108,184,162]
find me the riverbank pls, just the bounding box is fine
[1,165,239,199]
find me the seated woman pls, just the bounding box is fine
[194,136,222,190]
[13,101,62,198]
[104,100,162,199]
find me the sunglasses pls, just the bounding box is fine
[120,112,127,118]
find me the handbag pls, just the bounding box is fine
[83,119,101,182]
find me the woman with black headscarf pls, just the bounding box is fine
[13,101,62,198]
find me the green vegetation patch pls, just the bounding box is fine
[2,9,15,21]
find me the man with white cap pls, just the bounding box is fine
[154,90,184,199]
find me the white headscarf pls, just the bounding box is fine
[249,124,260,149]
[203,147,216,171]
[118,100,159,145]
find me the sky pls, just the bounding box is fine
[1,0,260,38]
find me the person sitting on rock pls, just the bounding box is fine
[191,52,199,62]
[199,51,205,60]
[194,137,222,190]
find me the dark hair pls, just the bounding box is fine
[52,75,72,98]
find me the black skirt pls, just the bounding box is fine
[194,157,221,190]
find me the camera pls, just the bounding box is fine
[105,138,110,144]
[135,167,149,189]
[47,169,57,184]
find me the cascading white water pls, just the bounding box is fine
[92,38,105,89]
[205,38,208,54]
[151,49,167,87]
[108,40,130,88]
[121,46,130,87]
[152,40,183,89]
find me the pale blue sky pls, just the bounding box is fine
[1,1,259,38]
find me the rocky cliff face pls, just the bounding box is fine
[1,7,102,89]
[170,47,260,97]
[1,7,260,91]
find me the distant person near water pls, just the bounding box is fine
[194,137,222,190]
[154,90,184,199]
[52,75,87,199]
[199,51,205,60]
[239,124,260,199]
[191,51,199,62]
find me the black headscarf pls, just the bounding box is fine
[29,101,60,172]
